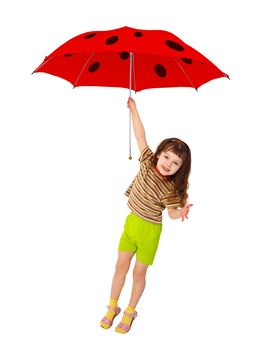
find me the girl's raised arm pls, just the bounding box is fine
[127,97,148,153]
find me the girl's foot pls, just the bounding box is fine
[115,306,138,334]
[100,305,121,329]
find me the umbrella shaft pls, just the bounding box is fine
[129,52,133,159]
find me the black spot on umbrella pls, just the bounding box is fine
[84,33,96,39]
[64,53,74,57]
[105,36,119,45]
[88,61,101,73]
[120,51,130,60]
[134,31,143,37]
[154,64,167,78]
[181,57,192,64]
[165,40,184,52]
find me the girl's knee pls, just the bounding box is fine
[115,261,130,277]
[133,268,147,282]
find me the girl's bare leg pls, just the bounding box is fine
[128,259,149,308]
[115,259,149,333]
[100,252,135,329]
[110,251,135,300]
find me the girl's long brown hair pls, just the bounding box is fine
[152,138,191,207]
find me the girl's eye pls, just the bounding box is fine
[164,155,168,159]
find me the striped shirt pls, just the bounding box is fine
[125,146,181,224]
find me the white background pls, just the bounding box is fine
[1,0,264,349]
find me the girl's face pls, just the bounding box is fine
[157,150,182,176]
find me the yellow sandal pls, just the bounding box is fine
[100,305,121,329]
[115,310,138,334]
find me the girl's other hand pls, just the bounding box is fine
[181,204,193,222]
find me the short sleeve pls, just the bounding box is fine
[139,146,154,164]
[161,191,181,208]
[138,146,154,175]
[125,147,154,197]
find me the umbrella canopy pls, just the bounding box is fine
[33,26,229,158]
[33,26,228,91]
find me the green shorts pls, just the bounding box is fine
[118,212,162,265]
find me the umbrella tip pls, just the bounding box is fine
[128,156,132,160]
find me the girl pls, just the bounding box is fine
[100,97,192,334]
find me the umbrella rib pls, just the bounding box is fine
[73,52,95,88]
[32,56,54,74]
[174,58,198,91]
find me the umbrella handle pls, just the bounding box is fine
[128,52,133,160]
[129,110,132,160]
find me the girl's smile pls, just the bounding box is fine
[156,151,182,176]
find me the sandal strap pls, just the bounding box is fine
[124,310,138,319]
[101,316,112,325]
[107,305,121,314]
[117,322,131,331]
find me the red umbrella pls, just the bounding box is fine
[33,26,228,157]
